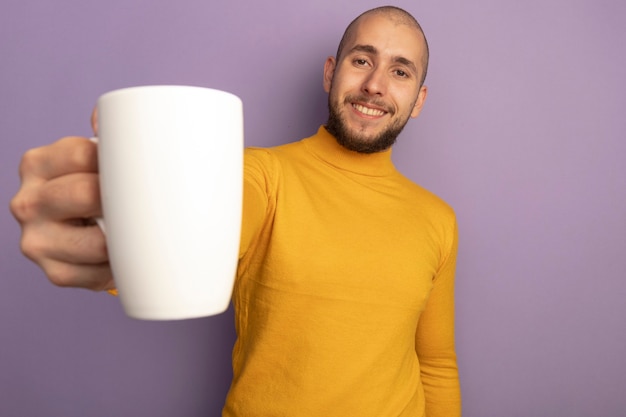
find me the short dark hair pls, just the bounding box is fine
[335,6,430,86]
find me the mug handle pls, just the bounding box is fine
[89,137,106,234]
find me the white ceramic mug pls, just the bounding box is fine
[94,85,243,320]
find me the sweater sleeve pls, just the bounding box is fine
[415,218,461,417]
[239,148,275,259]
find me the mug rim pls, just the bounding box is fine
[98,85,242,104]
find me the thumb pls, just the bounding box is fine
[91,106,98,136]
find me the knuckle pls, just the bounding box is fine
[68,138,97,170]
[18,147,45,179]
[47,263,78,288]
[8,194,24,221]
[9,189,42,223]
[19,229,46,261]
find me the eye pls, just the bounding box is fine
[354,58,369,67]
[394,69,409,78]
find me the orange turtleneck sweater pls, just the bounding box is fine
[224,126,460,417]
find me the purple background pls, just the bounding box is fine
[2,0,625,416]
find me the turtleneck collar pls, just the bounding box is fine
[302,126,396,177]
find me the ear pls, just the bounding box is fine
[323,56,336,93]
[410,85,428,118]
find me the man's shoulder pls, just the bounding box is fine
[243,137,308,183]
[244,138,307,165]
[395,173,456,220]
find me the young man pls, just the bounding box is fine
[11,6,460,417]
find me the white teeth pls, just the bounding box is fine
[353,103,385,117]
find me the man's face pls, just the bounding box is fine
[324,14,428,153]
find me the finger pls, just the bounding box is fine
[20,221,108,265]
[91,106,98,136]
[39,172,101,221]
[11,172,101,225]
[38,258,114,291]
[19,136,98,182]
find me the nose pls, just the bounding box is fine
[361,67,387,96]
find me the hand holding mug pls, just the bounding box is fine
[12,85,244,321]
[10,135,113,291]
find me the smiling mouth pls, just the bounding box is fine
[352,103,387,117]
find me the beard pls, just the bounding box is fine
[325,93,411,154]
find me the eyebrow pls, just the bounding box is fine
[350,44,378,55]
[349,44,418,76]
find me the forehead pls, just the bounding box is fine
[345,14,425,64]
